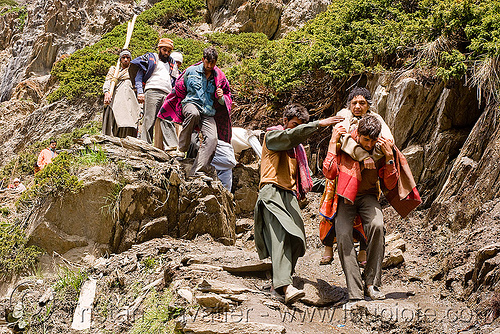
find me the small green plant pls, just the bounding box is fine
[0,207,10,217]
[0,221,44,277]
[0,0,17,7]
[101,182,125,219]
[129,288,183,334]
[16,152,84,212]
[141,256,156,270]
[75,144,109,166]
[0,5,26,30]
[53,267,89,296]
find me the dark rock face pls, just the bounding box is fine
[25,136,236,257]
[0,0,141,102]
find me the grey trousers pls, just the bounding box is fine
[261,205,302,289]
[141,89,177,147]
[179,103,217,176]
[335,194,385,300]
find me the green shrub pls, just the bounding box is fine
[0,0,17,7]
[16,152,83,212]
[53,267,89,296]
[0,221,44,277]
[225,0,500,97]
[0,121,100,180]
[207,32,269,60]
[0,207,10,217]
[129,288,183,334]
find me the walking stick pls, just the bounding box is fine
[105,14,137,105]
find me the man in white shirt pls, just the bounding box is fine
[131,38,179,147]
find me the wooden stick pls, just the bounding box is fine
[106,14,137,104]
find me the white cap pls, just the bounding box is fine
[13,178,20,183]
[171,52,183,64]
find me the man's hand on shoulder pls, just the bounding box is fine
[319,115,344,127]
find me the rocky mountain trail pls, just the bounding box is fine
[2,191,497,333]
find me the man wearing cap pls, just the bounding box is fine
[8,178,26,193]
[102,49,141,138]
[170,51,183,69]
[131,38,180,147]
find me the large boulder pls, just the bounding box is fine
[25,136,236,258]
[207,0,283,38]
[26,166,117,255]
[274,0,332,38]
[232,164,260,216]
[206,0,332,39]
[368,74,483,207]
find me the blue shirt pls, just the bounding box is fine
[182,63,216,116]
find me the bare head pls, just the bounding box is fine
[283,103,309,129]
[357,114,381,151]
[202,47,218,75]
[347,87,372,117]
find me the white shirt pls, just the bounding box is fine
[144,54,172,94]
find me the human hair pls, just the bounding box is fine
[50,139,57,144]
[203,47,218,62]
[283,103,310,123]
[347,87,372,107]
[358,114,381,139]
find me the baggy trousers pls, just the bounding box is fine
[261,205,302,289]
[178,103,217,176]
[141,89,177,147]
[335,194,385,300]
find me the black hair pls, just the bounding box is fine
[203,47,218,62]
[358,114,381,139]
[283,103,310,123]
[347,87,372,107]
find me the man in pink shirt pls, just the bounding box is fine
[37,139,58,170]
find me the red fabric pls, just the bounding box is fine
[382,147,422,218]
[322,136,416,218]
